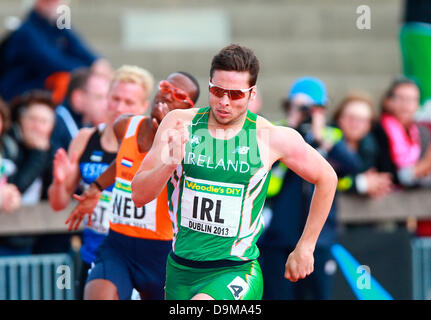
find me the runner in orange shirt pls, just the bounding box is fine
[65,71,200,300]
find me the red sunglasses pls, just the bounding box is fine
[158,80,194,107]
[208,81,254,100]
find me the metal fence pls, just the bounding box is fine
[412,237,431,300]
[0,253,75,300]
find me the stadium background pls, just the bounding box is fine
[0,0,403,118]
[0,0,429,300]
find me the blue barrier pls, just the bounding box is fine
[331,244,393,300]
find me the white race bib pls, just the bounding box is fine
[180,176,244,237]
[84,190,112,234]
[111,178,157,231]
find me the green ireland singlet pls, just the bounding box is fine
[167,107,271,262]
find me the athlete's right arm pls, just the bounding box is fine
[65,161,116,231]
[131,109,191,207]
[48,128,94,211]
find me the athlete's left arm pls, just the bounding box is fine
[262,123,338,282]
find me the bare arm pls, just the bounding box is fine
[264,123,338,281]
[64,159,117,231]
[48,128,94,211]
[131,109,193,207]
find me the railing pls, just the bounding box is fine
[411,237,431,300]
[0,202,78,235]
[1,189,431,235]
[0,253,75,300]
[337,188,431,224]
[1,190,431,300]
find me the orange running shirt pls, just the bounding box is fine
[109,115,173,240]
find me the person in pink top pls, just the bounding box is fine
[379,77,431,187]
[379,77,431,236]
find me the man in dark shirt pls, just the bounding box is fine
[0,0,109,101]
[50,68,110,154]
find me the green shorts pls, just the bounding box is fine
[165,253,263,300]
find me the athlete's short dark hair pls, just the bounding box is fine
[64,67,92,103]
[210,44,260,87]
[177,71,200,103]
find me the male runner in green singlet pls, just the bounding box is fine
[131,44,338,300]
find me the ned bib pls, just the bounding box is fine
[110,115,173,240]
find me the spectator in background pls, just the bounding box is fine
[333,92,393,198]
[0,0,111,102]
[0,99,21,214]
[259,77,360,300]
[50,68,111,154]
[0,91,55,256]
[32,68,109,257]
[377,77,431,187]
[376,77,431,236]
[7,90,56,204]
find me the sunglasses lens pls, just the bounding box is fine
[229,90,245,100]
[209,83,249,100]
[209,86,225,98]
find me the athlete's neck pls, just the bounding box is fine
[207,109,247,140]
[137,117,157,154]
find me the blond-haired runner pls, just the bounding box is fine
[49,65,153,299]
[131,44,338,300]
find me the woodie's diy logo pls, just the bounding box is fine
[185,180,242,197]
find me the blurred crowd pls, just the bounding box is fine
[1,0,431,300]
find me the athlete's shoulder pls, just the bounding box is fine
[256,115,293,138]
[256,115,299,136]
[113,113,144,130]
[256,114,274,129]
[76,126,97,138]
[256,115,304,157]
[68,127,96,158]
[114,113,147,141]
